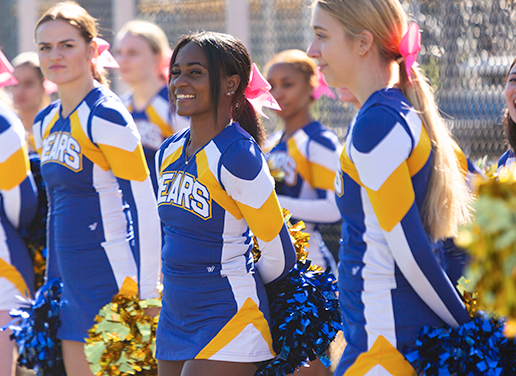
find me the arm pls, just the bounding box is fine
[350,108,470,328]
[92,100,161,299]
[221,140,296,284]
[277,190,341,223]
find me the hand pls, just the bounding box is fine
[144,306,161,318]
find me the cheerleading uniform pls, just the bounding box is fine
[334,88,471,376]
[155,123,296,362]
[498,148,515,170]
[122,86,189,192]
[266,121,341,270]
[33,83,161,342]
[0,102,38,310]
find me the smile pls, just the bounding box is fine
[176,94,195,100]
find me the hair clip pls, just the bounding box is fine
[92,38,119,74]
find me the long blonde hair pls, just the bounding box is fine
[35,1,108,85]
[315,0,471,240]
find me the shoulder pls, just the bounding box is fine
[90,87,134,127]
[0,102,21,133]
[159,127,189,153]
[157,86,169,101]
[34,100,60,125]
[303,121,340,151]
[219,123,264,180]
[352,89,414,153]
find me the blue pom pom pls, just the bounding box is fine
[403,313,516,375]
[2,278,66,376]
[256,261,342,376]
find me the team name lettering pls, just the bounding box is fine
[268,151,297,186]
[41,132,82,171]
[158,171,211,219]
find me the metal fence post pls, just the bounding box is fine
[226,0,250,49]
[18,0,37,53]
[112,0,136,94]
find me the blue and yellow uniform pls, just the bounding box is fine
[267,121,341,270]
[0,102,38,310]
[333,88,471,375]
[498,148,515,170]
[33,83,161,342]
[122,86,189,192]
[155,122,296,362]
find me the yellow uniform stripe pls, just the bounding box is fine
[146,107,173,138]
[287,137,312,187]
[344,336,417,376]
[311,161,337,191]
[195,297,274,359]
[366,162,414,233]
[195,150,243,220]
[98,143,149,182]
[160,147,183,174]
[340,146,364,188]
[0,258,30,299]
[0,144,30,191]
[452,141,468,179]
[236,191,284,243]
[406,126,431,177]
[42,111,59,140]
[69,111,110,171]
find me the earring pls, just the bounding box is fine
[235,101,240,110]
[226,91,235,96]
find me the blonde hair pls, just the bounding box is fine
[315,0,471,240]
[35,1,108,85]
[116,20,170,81]
[264,49,319,91]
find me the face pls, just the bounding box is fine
[11,64,46,112]
[506,64,516,123]
[268,63,313,120]
[169,42,212,118]
[36,19,95,86]
[116,33,161,84]
[307,5,360,88]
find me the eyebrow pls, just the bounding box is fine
[172,61,206,68]
[38,38,76,45]
[312,26,327,31]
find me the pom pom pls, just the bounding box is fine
[85,277,161,376]
[2,278,65,376]
[256,260,343,376]
[403,312,516,375]
[254,210,342,375]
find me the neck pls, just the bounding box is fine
[352,59,398,106]
[282,109,313,139]
[18,108,41,132]
[187,111,232,157]
[58,75,95,118]
[130,75,165,111]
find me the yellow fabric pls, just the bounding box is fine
[0,258,30,299]
[146,106,173,138]
[98,143,149,182]
[195,297,274,359]
[452,140,468,179]
[366,162,414,232]
[68,111,108,171]
[287,137,312,187]
[344,336,417,376]
[340,146,364,188]
[195,150,243,220]
[118,276,138,297]
[406,126,432,177]
[236,191,284,243]
[160,147,183,174]
[311,161,337,191]
[0,143,30,190]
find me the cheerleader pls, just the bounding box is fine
[0,99,38,376]
[498,59,516,169]
[308,1,472,375]
[264,49,341,273]
[116,20,189,192]
[34,3,161,375]
[155,31,296,376]
[11,52,52,152]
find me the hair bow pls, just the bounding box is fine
[43,79,58,94]
[398,23,421,84]
[92,38,119,74]
[244,63,281,119]
[0,50,18,88]
[313,66,336,100]
[161,47,173,81]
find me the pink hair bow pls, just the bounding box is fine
[244,63,281,119]
[0,50,18,88]
[313,66,336,100]
[161,47,173,80]
[398,23,421,84]
[92,38,119,74]
[43,79,58,94]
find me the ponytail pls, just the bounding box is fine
[399,62,471,240]
[231,95,265,148]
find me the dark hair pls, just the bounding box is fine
[505,59,516,151]
[35,1,108,85]
[169,31,265,147]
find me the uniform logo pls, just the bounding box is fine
[267,151,297,186]
[41,131,82,171]
[157,171,211,219]
[335,168,344,197]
